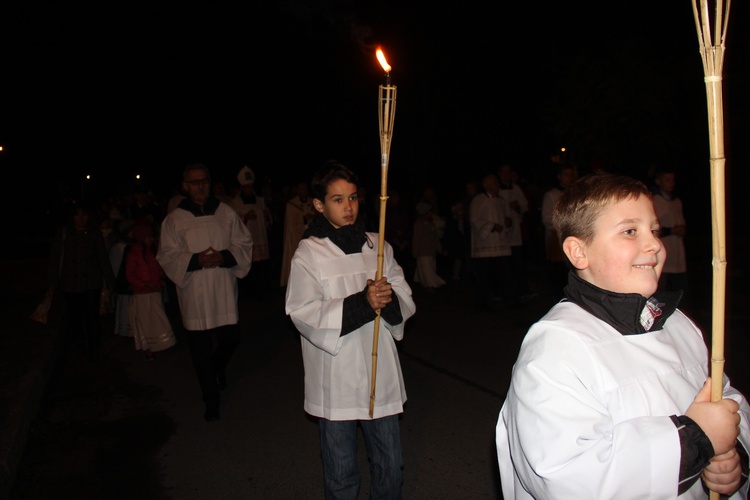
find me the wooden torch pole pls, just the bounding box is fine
[692,2,731,498]
[370,60,397,418]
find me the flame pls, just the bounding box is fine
[376,47,391,73]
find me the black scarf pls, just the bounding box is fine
[179,196,221,217]
[563,271,682,335]
[303,214,371,255]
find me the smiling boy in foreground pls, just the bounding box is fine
[496,173,749,499]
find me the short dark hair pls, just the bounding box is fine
[553,173,652,245]
[68,202,92,219]
[183,163,210,181]
[310,160,359,201]
[654,165,677,180]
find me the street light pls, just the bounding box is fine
[81,174,92,202]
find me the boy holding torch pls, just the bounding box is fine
[496,174,749,499]
[285,160,416,498]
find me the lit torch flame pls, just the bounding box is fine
[376,47,391,74]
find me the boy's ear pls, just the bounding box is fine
[313,198,325,214]
[562,236,589,270]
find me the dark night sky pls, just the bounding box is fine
[2,2,749,249]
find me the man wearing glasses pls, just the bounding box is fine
[157,163,254,422]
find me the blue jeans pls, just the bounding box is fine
[318,415,403,500]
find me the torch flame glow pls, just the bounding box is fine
[376,48,391,73]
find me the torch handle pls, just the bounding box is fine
[369,312,381,418]
[370,156,389,418]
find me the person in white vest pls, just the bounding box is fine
[469,172,517,309]
[653,167,688,298]
[231,166,273,299]
[157,163,253,422]
[497,163,534,299]
[279,180,315,287]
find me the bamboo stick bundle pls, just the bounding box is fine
[691,2,731,498]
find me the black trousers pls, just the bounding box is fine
[471,256,517,307]
[186,323,241,406]
[62,289,102,361]
[509,245,531,294]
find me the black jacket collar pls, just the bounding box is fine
[563,272,682,335]
[303,215,371,255]
[179,196,221,217]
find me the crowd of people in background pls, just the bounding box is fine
[42,158,692,366]
[44,158,687,316]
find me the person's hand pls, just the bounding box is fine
[702,448,742,495]
[198,247,223,268]
[685,378,740,455]
[366,277,393,311]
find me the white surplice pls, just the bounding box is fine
[285,233,416,421]
[157,202,253,331]
[496,301,750,499]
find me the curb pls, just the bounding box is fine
[0,324,62,500]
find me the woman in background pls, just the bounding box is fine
[125,222,176,359]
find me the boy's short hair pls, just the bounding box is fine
[553,173,652,245]
[311,160,359,201]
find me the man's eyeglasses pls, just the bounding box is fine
[185,177,210,187]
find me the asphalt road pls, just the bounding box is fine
[6,258,750,500]
[7,271,537,500]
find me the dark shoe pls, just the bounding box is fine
[216,371,227,391]
[204,402,220,422]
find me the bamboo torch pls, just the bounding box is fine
[692,0,730,402]
[691,3,730,497]
[370,47,397,418]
